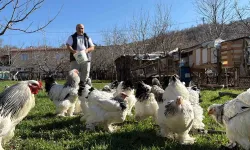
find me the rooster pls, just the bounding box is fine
[44,69,80,117]
[208,88,250,150]
[134,81,159,121]
[79,84,128,132]
[0,80,42,150]
[162,75,205,131]
[157,96,195,144]
[113,80,136,116]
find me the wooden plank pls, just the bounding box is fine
[193,49,196,65]
[208,48,211,63]
[200,48,202,65]
[221,56,227,59]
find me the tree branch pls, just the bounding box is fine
[0,0,63,35]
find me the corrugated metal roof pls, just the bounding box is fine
[134,53,165,60]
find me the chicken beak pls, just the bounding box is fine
[38,81,43,89]
[121,92,128,99]
[208,109,214,115]
[176,96,183,105]
[74,69,79,74]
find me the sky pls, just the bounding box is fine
[0,0,249,48]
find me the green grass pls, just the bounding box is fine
[0,80,245,150]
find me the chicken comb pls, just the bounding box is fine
[38,80,43,88]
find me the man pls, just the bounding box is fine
[66,24,95,93]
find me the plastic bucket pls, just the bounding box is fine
[73,51,88,64]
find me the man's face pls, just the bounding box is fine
[76,24,84,35]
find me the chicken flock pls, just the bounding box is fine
[0,69,250,149]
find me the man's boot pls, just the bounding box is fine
[78,80,85,96]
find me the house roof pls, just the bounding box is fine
[222,36,250,43]
[10,47,67,52]
[180,38,224,53]
[133,53,165,60]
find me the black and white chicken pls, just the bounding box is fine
[74,78,92,115]
[151,78,164,103]
[157,96,195,144]
[0,80,42,150]
[134,81,159,121]
[162,75,205,131]
[208,88,250,150]
[102,80,119,93]
[79,84,128,132]
[113,80,136,116]
[44,69,80,117]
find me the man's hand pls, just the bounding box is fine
[71,50,77,54]
[66,44,77,54]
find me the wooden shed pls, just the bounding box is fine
[176,39,224,86]
[220,37,250,71]
[114,52,178,82]
[180,39,223,70]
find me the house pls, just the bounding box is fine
[9,47,70,80]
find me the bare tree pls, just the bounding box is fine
[0,0,62,36]
[129,9,151,55]
[93,26,129,80]
[150,3,179,54]
[194,0,235,39]
[234,0,250,32]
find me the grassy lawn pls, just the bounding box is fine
[0,80,245,150]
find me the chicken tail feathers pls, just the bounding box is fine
[119,102,127,111]
[85,87,95,99]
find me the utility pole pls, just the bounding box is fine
[202,17,205,24]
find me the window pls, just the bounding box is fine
[21,54,28,61]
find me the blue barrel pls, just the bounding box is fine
[180,66,191,86]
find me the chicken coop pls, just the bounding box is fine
[176,40,221,86]
[114,53,178,84]
[176,37,250,88]
[220,36,250,88]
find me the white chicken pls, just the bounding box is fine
[0,80,42,150]
[162,75,205,131]
[157,96,195,144]
[208,88,250,150]
[79,85,128,132]
[114,80,136,116]
[44,69,80,117]
[134,81,159,121]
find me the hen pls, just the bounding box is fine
[74,78,92,115]
[113,80,136,116]
[44,69,80,117]
[79,85,128,132]
[162,75,205,131]
[0,80,42,150]
[208,88,250,150]
[157,96,195,144]
[151,78,164,103]
[102,80,119,93]
[134,81,159,121]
